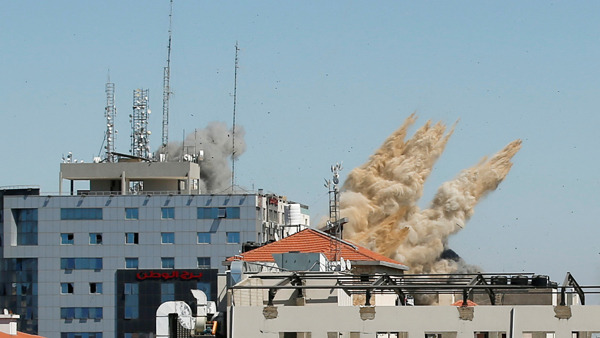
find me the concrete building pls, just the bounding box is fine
[227,271,600,338]
[0,160,309,338]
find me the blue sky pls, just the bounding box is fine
[2,1,600,291]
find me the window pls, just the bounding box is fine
[89,233,102,245]
[198,207,240,219]
[90,282,102,294]
[61,233,74,245]
[60,208,102,220]
[161,257,175,269]
[125,208,139,220]
[124,283,139,319]
[161,207,175,219]
[125,258,139,269]
[61,333,102,338]
[197,257,210,268]
[197,232,211,244]
[60,307,102,320]
[61,283,74,294]
[13,209,38,245]
[125,233,139,244]
[161,283,175,303]
[227,232,240,244]
[161,232,174,244]
[61,258,102,270]
[197,281,212,300]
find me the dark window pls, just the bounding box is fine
[161,283,175,303]
[125,208,139,220]
[197,257,210,268]
[90,283,102,294]
[124,283,139,319]
[60,208,102,220]
[61,283,74,294]
[161,207,175,219]
[60,307,102,320]
[227,232,240,244]
[13,209,38,245]
[197,232,211,244]
[61,258,102,270]
[89,233,102,245]
[161,257,174,269]
[61,333,102,338]
[161,232,174,244]
[61,233,74,245]
[197,207,240,219]
[125,258,138,269]
[125,233,139,244]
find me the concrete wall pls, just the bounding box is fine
[231,304,600,338]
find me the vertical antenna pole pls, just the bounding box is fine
[161,0,174,151]
[231,42,240,192]
[105,74,116,162]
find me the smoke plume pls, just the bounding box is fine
[158,121,246,193]
[340,114,521,275]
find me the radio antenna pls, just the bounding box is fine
[161,0,174,152]
[231,42,240,192]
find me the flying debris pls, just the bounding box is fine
[339,114,522,275]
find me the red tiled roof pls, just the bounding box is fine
[227,228,406,268]
[0,332,45,338]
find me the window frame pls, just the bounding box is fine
[61,233,74,245]
[226,232,240,244]
[125,232,139,245]
[125,258,139,269]
[161,207,175,219]
[124,208,139,220]
[197,232,211,244]
[161,257,175,269]
[161,232,175,244]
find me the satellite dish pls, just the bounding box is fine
[333,177,339,184]
[175,301,194,330]
[346,259,351,270]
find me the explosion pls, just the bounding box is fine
[158,121,246,193]
[341,114,521,274]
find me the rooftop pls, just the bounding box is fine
[227,228,408,270]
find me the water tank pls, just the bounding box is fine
[510,275,528,285]
[285,204,302,225]
[491,276,508,285]
[531,275,549,288]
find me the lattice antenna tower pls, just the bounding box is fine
[325,163,343,262]
[130,89,151,159]
[104,79,117,162]
[231,42,240,191]
[327,163,342,226]
[161,0,174,150]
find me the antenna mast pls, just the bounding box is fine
[231,42,240,191]
[104,76,117,162]
[161,0,173,151]
[131,89,151,159]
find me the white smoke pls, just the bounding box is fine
[339,114,521,275]
[157,121,246,193]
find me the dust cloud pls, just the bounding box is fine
[341,114,521,274]
[157,121,246,193]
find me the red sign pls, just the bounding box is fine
[136,270,203,281]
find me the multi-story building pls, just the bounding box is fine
[0,160,309,338]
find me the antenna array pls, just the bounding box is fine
[161,0,174,150]
[104,81,117,162]
[231,42,240,191]
[130,89,151,159]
